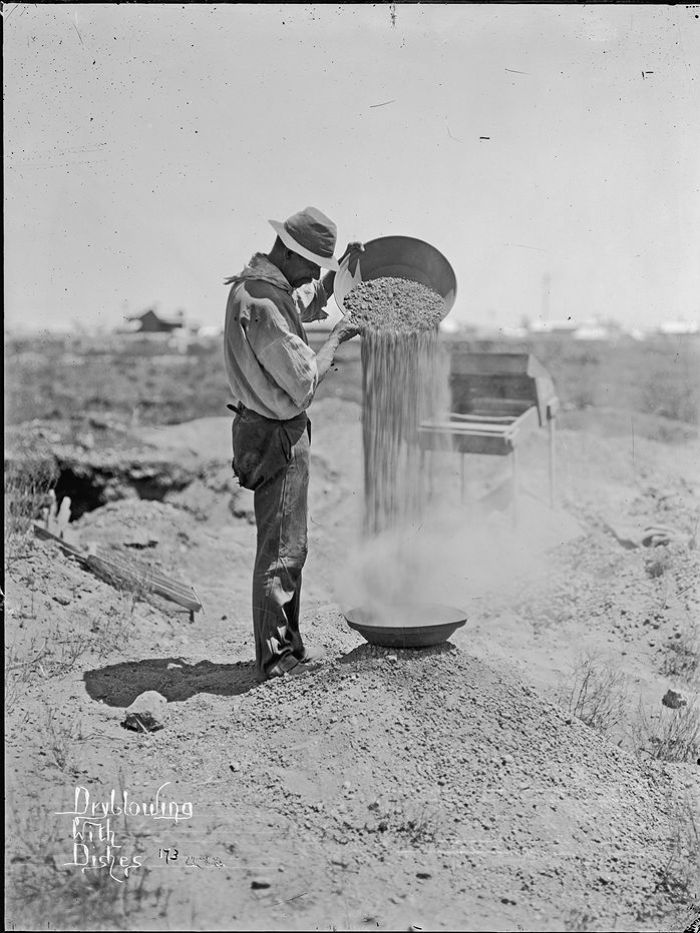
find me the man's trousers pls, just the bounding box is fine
[231,407,310,677]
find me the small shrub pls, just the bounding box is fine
[646,549,672,579]
[655,793,700,913]
[5,440,58,571]
[392,802,441,847]
[6,801,170,931]
[560,654,628,733]
[4,440,58,536]
[4,636,45,717]
[43,705,77,772]
[643,376,699,424]
[46,633,89,677]
[662,626,700,687]
[632,700,700,764]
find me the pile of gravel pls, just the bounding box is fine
[343,276,446,333]
[224,636,687,929]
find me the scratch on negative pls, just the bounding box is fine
[369,99,396,109]
[265,892,308,908]
[73,16,84,47]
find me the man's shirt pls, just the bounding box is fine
[223,253,329,419]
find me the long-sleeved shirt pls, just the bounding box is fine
[223,253,330,420]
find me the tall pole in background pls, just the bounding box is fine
[541,272,551,324]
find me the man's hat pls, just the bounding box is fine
[269,207,339,271]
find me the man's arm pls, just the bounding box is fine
[295,241,365,323]
[245,294,359,404]
[246,298,320,409]
[313,241,364,386]
[295,280,330,324]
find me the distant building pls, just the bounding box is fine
[124,309,185,333]
[196,324,224,339]
[573,322,610,341]
[497,325,529,340]
[657,320,699,337]
[528,319,577,336]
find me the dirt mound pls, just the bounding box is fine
[213,638,692,929]
[559,406,700,445]
[5,395,699,932]
[5,545,695,931]
[74,499,188,547]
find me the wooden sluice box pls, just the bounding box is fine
[418,351,559,519]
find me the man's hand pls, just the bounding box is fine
[332,314,361,344]
[320,241,365,299]
[315,313,361,386]
[339,241,365,275]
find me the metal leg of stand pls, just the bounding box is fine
[511,448,519,528]
[548,416,556,509]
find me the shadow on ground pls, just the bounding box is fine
[83,657,260,706]
[86,643,463,707]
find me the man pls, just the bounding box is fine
[223,207,363,681]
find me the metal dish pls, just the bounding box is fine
[344,603,467,649]
[333,235,457,321]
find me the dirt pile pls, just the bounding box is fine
[218,640,694,928]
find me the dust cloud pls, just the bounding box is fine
[334,486,582,621]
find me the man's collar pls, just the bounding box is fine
[238,253,293,292]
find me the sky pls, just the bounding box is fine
[4,3,700,333]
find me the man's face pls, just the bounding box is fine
[285,251,321,289]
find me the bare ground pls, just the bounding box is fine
[5,396,700,932]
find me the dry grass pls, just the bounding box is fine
[4,639,41,717]
[6,800,171,932]
[5,333,228,427]
[633,793,700,931]
[632,700,700,764]
[4,654,24,718]
[4,439,57,568]
[6,333,699,429]
[392,801,441,848]
[42,705,79,772]
[559,654,629,734]
[4,619,54,718]
[658,794,699,901]
[663,625,700,688]
[6,619,89,687]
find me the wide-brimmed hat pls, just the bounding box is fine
[269,207,339,271]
